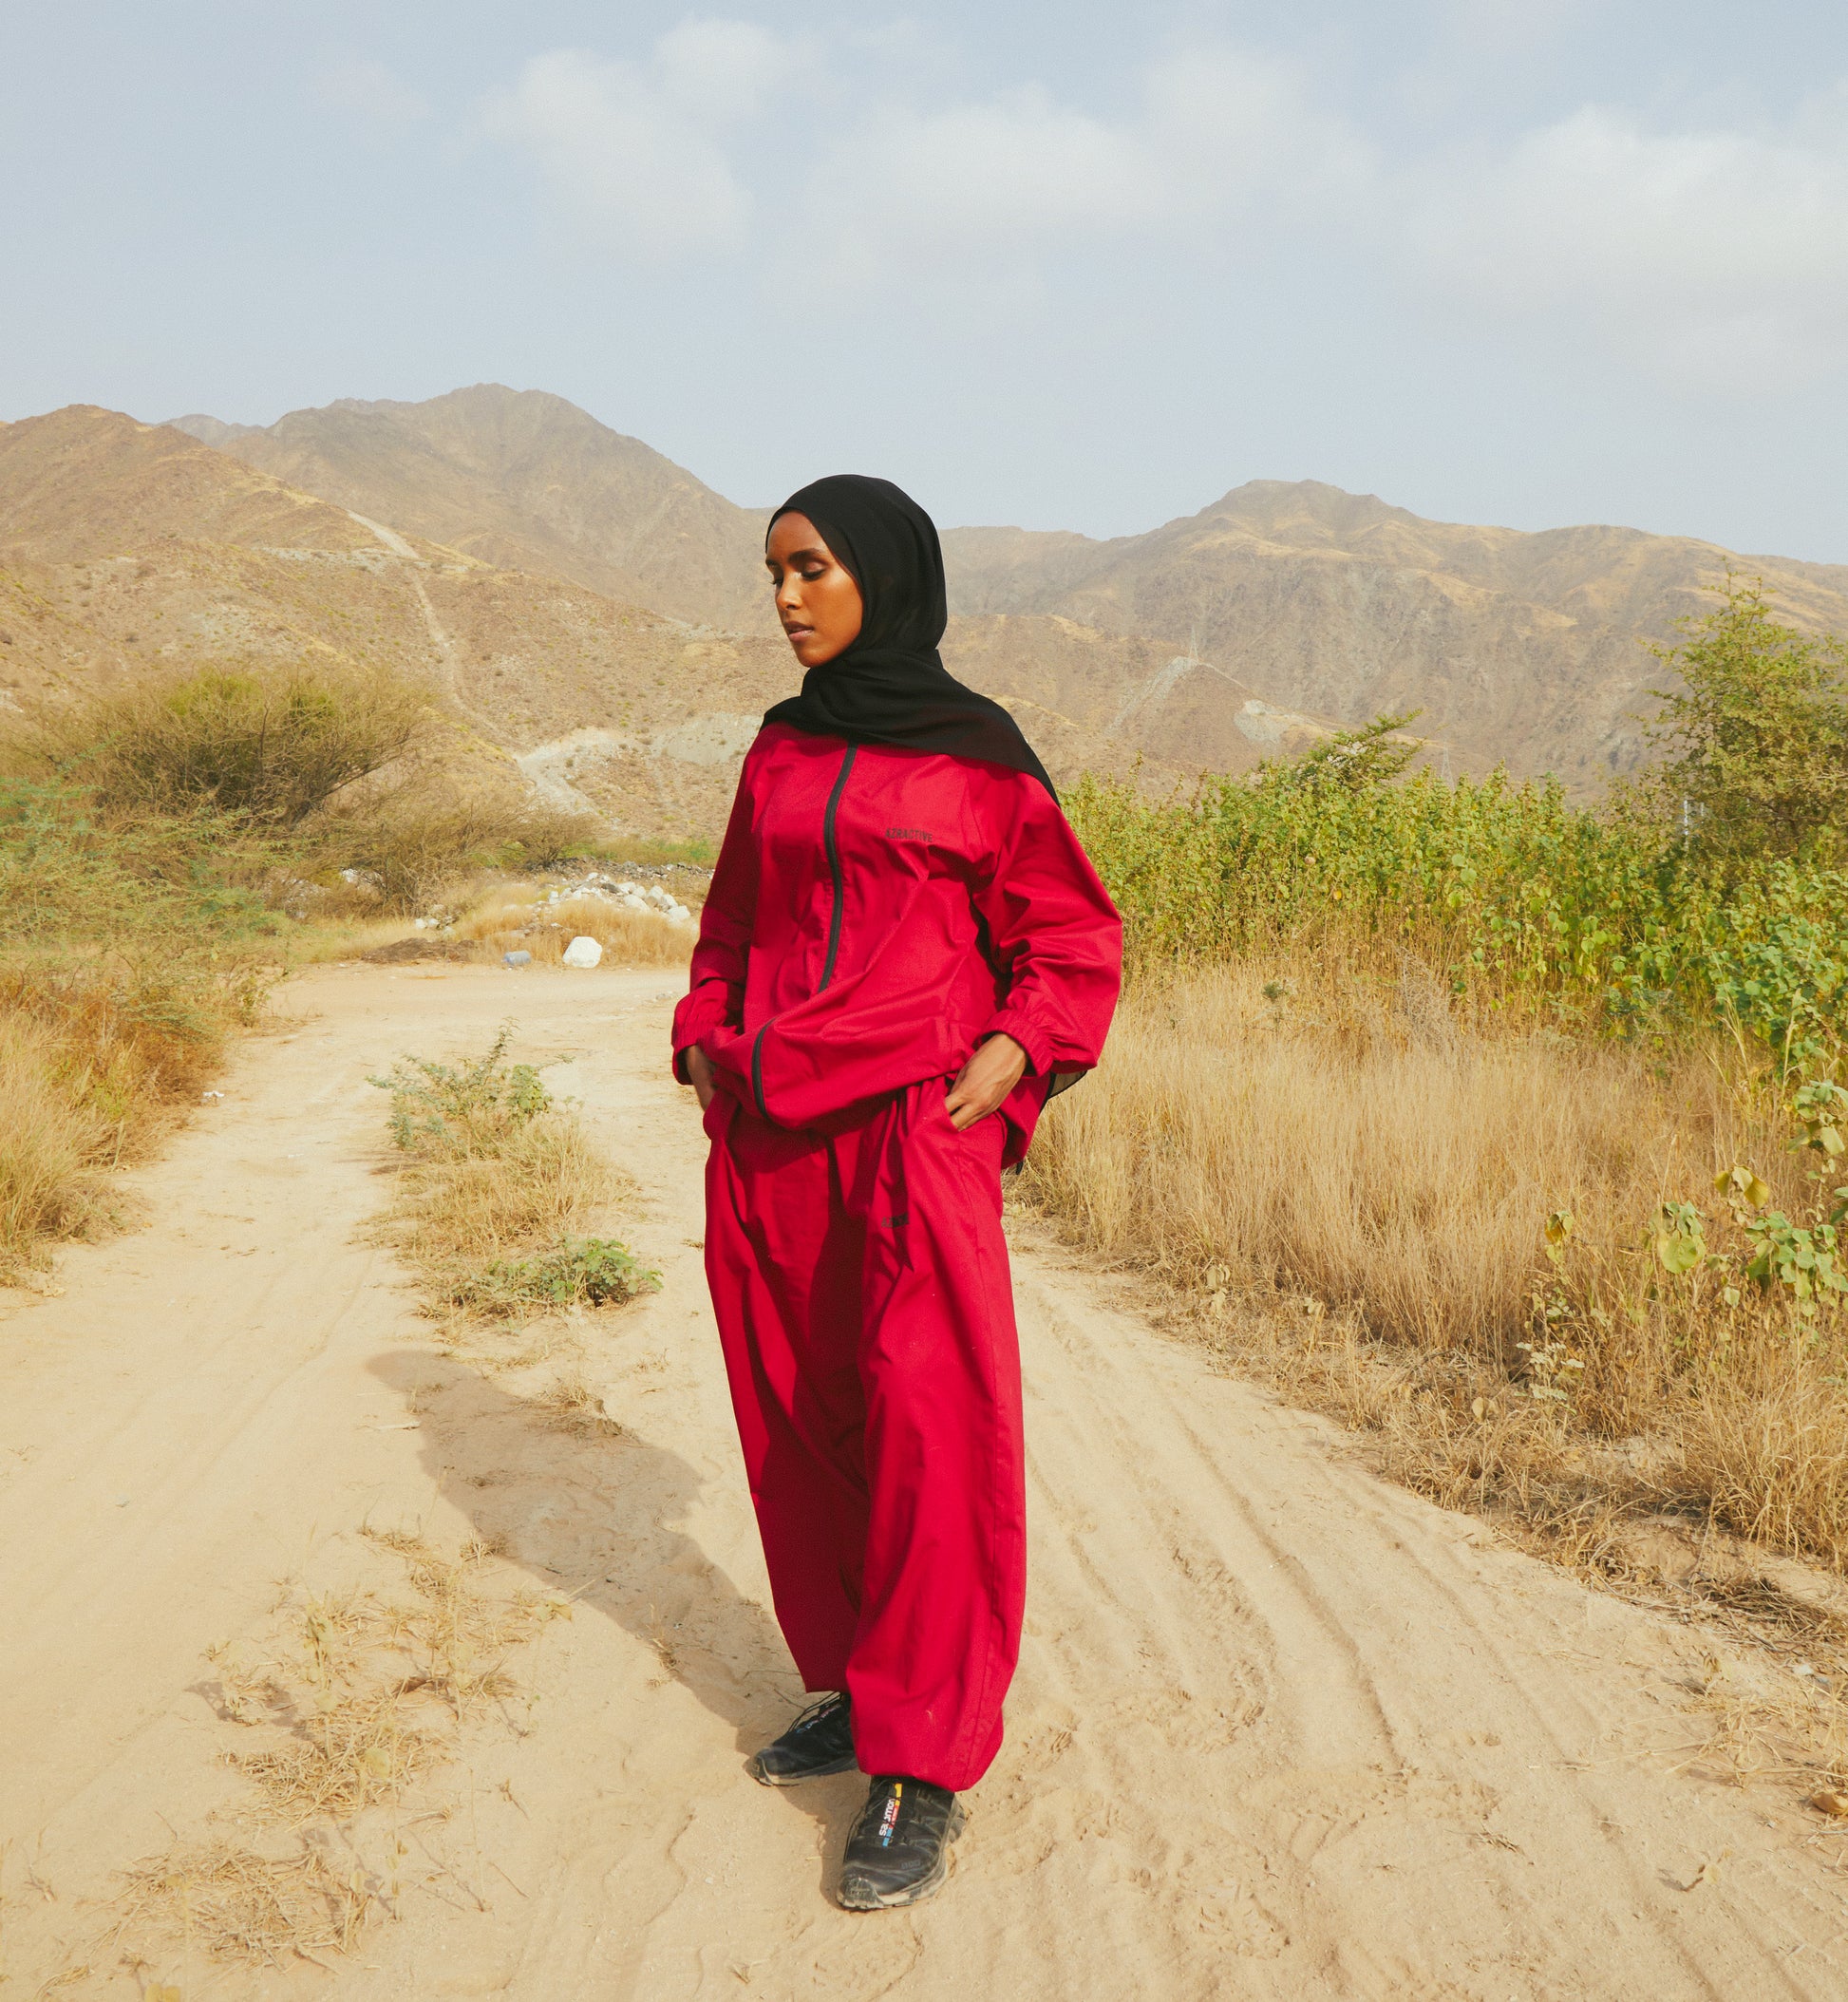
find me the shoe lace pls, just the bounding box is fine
[788,1690,848,1734]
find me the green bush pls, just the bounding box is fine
[369,1025,553,1159]
[1067,708,1847,1072]
[10,662,429,827]
[1649,577,1848,865]
[453,1235,660,1313]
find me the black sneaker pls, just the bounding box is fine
[837,1775,966,1910]
[747,1691,857,1785]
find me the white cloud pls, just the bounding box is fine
[828,86,1162,247]
[486,24,812,258]
[1406,104,1848,387]
[813,47,1369,262]
[483,20,1848,391]
[312,59,431,130]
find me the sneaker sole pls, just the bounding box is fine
[837,1804,967,1911]
[747,1749,859,1786]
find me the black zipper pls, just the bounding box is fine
[750,1023,769,1121]
[752,746,856,1124]
[818,746,857,992]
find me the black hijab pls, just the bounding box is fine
[762,474,1055,795]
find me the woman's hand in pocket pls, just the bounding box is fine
[685,1045,718,1112]
[944,1034,1028,1130]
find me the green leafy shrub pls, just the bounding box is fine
[369,1025,552,1159]
[1067,720,1847,1069]
[453,1235,660,1315]
[1648,577,1848,865]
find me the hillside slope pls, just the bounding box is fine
[944,482,1848,788]
[171,388,1848,789]
[0,406,1193,841]
[168,386,777,635]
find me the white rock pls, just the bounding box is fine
[667,902,690,923]
[561,935,604,969]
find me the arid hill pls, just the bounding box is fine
[942,482,1848,789]
[48,386,1838,818]
[168,385,776,636]
[0,406,1204,842]
[168,387,1848,791]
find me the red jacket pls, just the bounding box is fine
[672,725,1122,1164]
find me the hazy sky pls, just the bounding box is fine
[4,2,1845,557]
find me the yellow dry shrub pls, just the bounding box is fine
[1674,1334,1848,1568]
[0,1014,111,1265]
[1024,956,1847,1570]
[1024,960,1774,1351]
[453,889,692,969]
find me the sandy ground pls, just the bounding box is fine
[6,964,1848,1998]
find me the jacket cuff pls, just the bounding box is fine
[982,1010,1050,1076]
[698,1026,762,1114]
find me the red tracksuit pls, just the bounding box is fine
[672,724,1121,1789]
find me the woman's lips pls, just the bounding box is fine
[783,624,814,642]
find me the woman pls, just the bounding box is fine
[673,474,1121,1910]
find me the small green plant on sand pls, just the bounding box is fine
[369,1028,656,1322]
[454,1235,659,1315]
[369,1024,552,1158]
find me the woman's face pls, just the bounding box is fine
[766,512,863,669]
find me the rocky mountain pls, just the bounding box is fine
[942,483,1848,790]
[167,386,774,635]
[167,387,1848,793]
[22,389,1839,835]
[0,406,1198,843]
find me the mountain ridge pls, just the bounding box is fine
[169,387,1848,788]
[0,406,1236,844]
[168,386,774,634]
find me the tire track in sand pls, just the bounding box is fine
[1,968,1843,1997]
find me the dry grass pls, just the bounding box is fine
[1026,958,1792,1348]
[0,1015,111,1265]
[0,962,275,1286]
[203,1531,568,1827]
[1024,956,1848,1573]
[452,886,693,969]
[385,1111,620,1310]
[368,1027,659,1323]
[0,780,284,1278]
[0,956,266,1283]
[1676,1344,1848,1565]
[109,1841,372,1971]
[534,1367,627,1438]
[86,1531,571,1982]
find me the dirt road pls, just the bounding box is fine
[5,966,1846,1997]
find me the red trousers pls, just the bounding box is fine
[703,1079,1026,1792]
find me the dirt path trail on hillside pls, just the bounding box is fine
[4,967,1847,1998]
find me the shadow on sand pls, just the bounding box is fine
[368,1346,866,1883]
